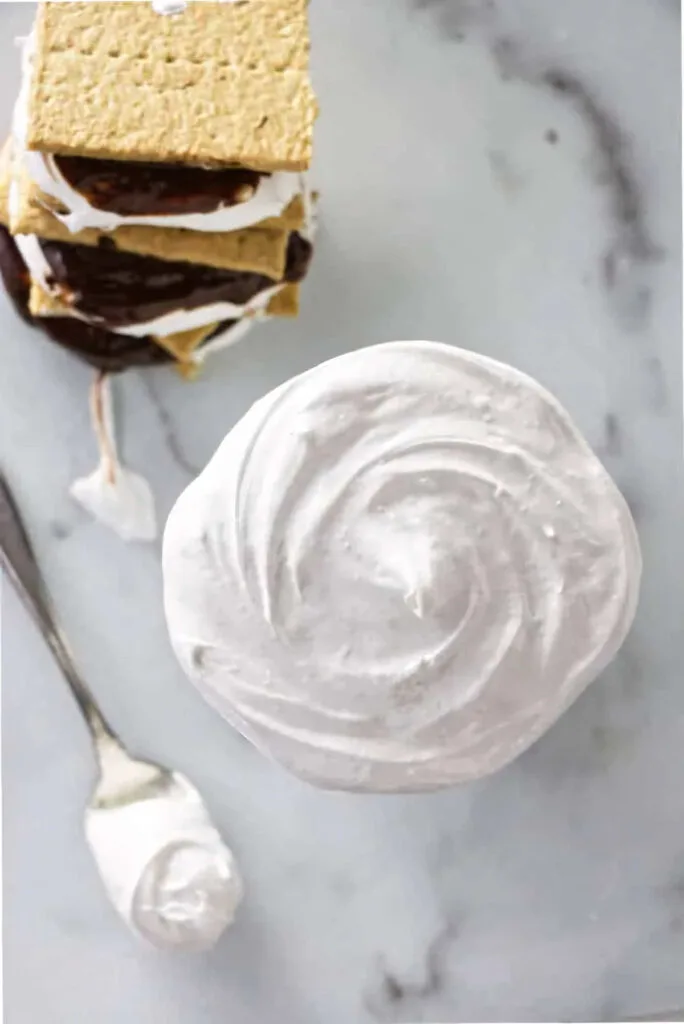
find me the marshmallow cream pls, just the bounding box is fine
[86,768,243,951]
[163,341,642,792]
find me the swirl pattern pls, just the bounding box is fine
[163,341,641,791]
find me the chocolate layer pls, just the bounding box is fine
[54,156,265,217]
[0,221,32,324]
[0,226,235,373]
[41,231,313,327]
[36,317,177,373]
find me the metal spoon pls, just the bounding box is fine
[0,469,180,808]
[0,470,242,948]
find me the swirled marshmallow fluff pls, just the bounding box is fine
[163,341,642,792]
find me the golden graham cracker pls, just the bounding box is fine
[28,1,317,172]
[13,167,290,279]
[269,193,306,231]
[176,362,200,380]
[28,282,67,318]
[152,322,221,362]
[266,282,299,317]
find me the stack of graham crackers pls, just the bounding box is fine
[0,0,317,375]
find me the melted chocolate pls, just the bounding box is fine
[38,318,177,373]
[54,156,265,217]
[284,232,313,284]
[0,226,235,373]
[40,232,313,327]
[0,223,32,324]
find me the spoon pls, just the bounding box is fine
[0,471,243,949]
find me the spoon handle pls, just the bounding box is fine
[0,471,115,743]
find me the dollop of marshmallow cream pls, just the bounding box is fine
[86,771,243,951]
[163,341,642,792]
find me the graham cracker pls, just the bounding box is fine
[266,283,299,317]
[153,322,221,362]
[28,283,66,318]
[13,166,290,279]
[268,193,306,232]
[28,1,317,172]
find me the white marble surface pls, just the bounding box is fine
[1,2,682,1021]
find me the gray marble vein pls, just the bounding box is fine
[365,922,459,1022]
[417,0,666,331]
[139,373,202,479]
[539,68,661,328]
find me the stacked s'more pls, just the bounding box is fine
[0,0,317,376]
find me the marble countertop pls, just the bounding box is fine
[1,1,682,1021]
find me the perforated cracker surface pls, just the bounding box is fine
[27,1,317,172]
